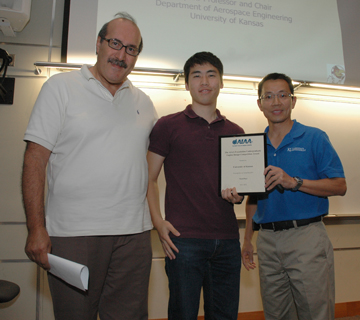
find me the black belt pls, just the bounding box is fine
[253,215,323,232]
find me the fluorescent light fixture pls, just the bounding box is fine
[223,75,262,82]
[308,82,360,92]
[34,62,83,69]
[33,62,360,92]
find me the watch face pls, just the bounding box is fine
[292,176,303,191]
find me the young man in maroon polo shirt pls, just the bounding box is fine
[147,52,244,320]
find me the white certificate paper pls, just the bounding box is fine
[48,254,89,291]
[219,133,267,195]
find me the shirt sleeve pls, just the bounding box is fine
[314,131,345,179]
[24,77,68,151]
[148,116,171,157]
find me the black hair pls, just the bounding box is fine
[258,73,294,98]
[183,52,223,84]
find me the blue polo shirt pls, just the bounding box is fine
[253,120,345,224]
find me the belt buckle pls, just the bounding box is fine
[272,220,295,232]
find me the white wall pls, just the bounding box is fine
[0,1,359,319]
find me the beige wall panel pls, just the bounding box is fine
[148,258,168,319]
[327,223,360,249]
[0,225,28,259]
[334,250,360,303]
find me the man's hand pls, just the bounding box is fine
[264,165,297,191]
[25,227,51,270]
[221,187,244,204]
[155,220,180,260]
[241,239,256,271]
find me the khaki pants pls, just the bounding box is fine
[257,222,334,320]
[48,231,152,320]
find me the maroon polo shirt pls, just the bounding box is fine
[149,105,245,239]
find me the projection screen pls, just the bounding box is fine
[66,0,360,86]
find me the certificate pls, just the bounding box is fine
[219,133,267,195]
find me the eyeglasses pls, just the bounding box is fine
[260,92,293,101]
[101,37,140,56]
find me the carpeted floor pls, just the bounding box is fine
[336,317,360,319]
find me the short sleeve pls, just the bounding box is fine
[313,131,345,179]
[148,116,171,157]
[24,77,68,151]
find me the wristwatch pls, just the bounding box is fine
[291,176,303,191]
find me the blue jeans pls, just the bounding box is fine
[165,238,241,320]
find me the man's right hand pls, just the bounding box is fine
[241,239,256,271]
[25,227,51,270]
[155,220,180,260]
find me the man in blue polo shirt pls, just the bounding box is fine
[241,73,347,320]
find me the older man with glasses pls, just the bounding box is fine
[22,12,157,320]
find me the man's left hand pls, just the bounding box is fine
[264,165,297,191]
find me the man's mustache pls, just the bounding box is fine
[108,58,127,69]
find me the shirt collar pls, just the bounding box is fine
[265,120,305,147]
[184,104,226,123]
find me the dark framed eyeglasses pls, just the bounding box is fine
[101,37,140,57]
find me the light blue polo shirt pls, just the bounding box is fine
[253,120,345,224]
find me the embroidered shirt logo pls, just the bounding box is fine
[287,147,306,152]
